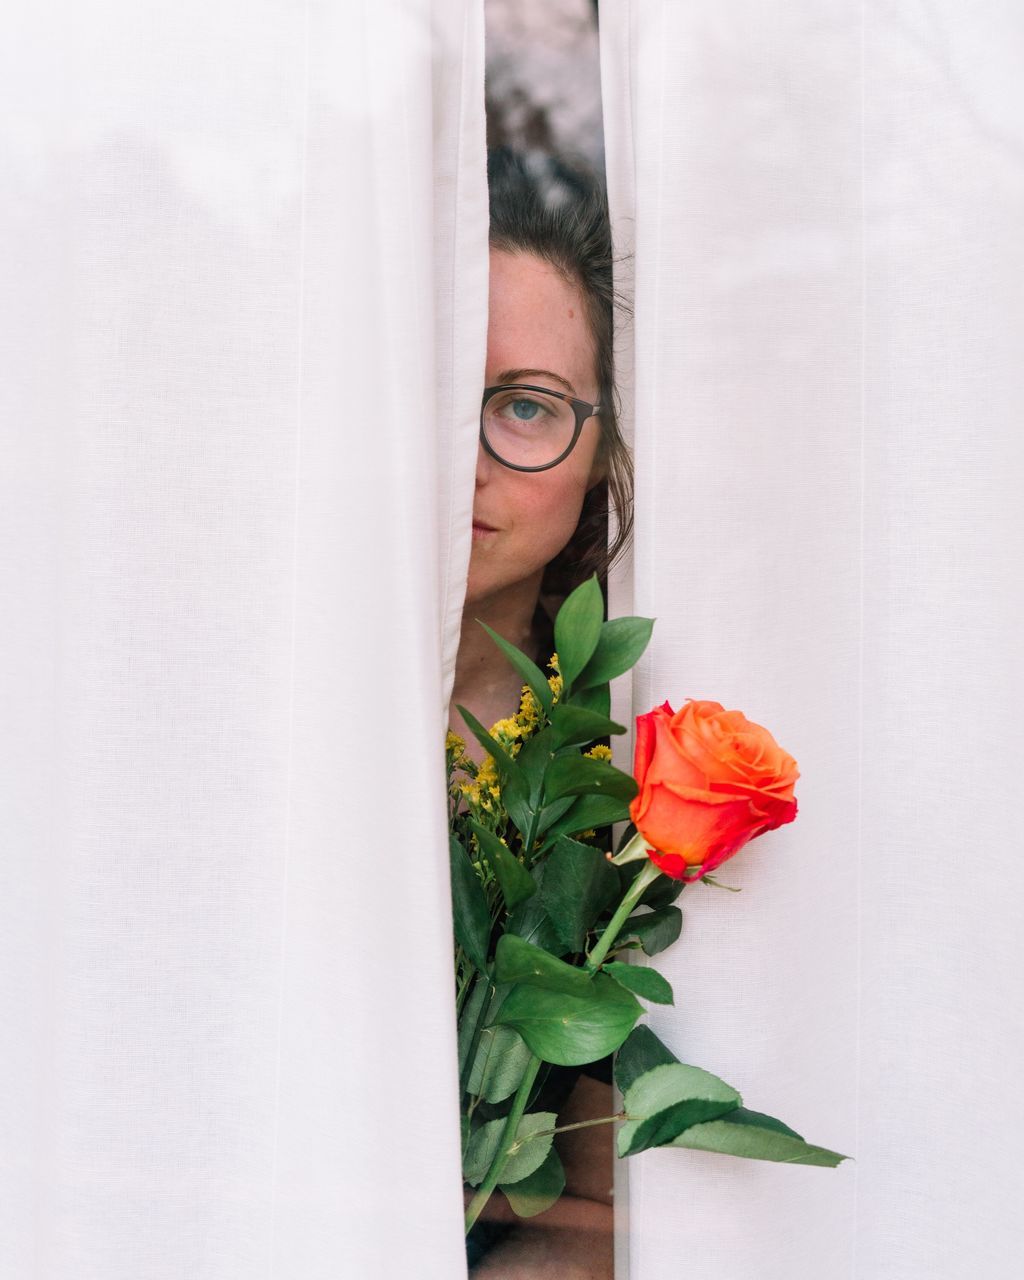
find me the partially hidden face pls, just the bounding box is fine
[466,248,605,608]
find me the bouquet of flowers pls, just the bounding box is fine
[448,577,847,1233]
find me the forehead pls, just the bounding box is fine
[486,249,597,397]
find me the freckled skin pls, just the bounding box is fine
[466,249,604,612]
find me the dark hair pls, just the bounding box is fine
[486,147,634,598]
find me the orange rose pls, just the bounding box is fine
[629,700,799,880]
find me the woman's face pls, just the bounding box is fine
[467,248,604,608]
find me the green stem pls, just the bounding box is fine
[464,838,663,1235]
[464,1054,542,1234]
[585,855,663,972]
[531,1111,626,1140]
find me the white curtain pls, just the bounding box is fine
[1,2,484,1276]
[601,2,1024,1277]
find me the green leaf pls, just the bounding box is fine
[466,1024,534,1104]
[449,835,491,974]
[507,863,570,957]
[493,973,642,1066]
[514,728,557,806]
[575,616,655,690]
[540,836,620,952]
[463,1111,558,1186]
[554,576,605,690]
[539,792,631,842]
[614,1024,679,1094]
[617,1063,741,1157]
[458,976,491,1078]
[478,620,553,714]
[567,682,611,717]
[614,906,683,957]
[493,933,593,995]
[455,705,520,780]
[544,755,638,806]
[548,705,625,749]
[669,1111,849,1168]
[501,1146,566,1217]
[470,821,535,910]
[714,1106,803,1140]
[602,961,674,1004]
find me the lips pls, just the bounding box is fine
[472,520,498,533]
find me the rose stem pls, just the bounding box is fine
[464,1053,542,1234]
[585,857,663,973]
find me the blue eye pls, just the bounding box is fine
[510,398,540,421]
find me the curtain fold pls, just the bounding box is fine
[0,2,484,1276]
[601,2,1024,1276]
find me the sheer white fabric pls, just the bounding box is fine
[601,2,1024,1276]
[1,2,484,1276]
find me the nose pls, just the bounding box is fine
[475,434,497,486]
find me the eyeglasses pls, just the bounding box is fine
[480,383,602,472]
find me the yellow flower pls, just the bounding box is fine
[517,685,541,730]
[585,744,613,763]
[548,672,563,703]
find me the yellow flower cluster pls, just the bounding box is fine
[451,653,563,822]
[547,653,563,704]
[446,730,468,767]
[585,743,613,763]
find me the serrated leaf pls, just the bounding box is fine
[466,1024,534,1104]
[575,616,655,690]
[602,961,674,1004]
[614,1024,680,1094]
[463,1111,557,1186]
[540,836,620,952]
[493,973,642,1067]
[470,821,535,910]
[478,621,553,714]
[618,1063,741,1157]
[449,835,491,974]
[669,1112,849,1167]
[549,704,626,749]
[554,576,604,689]
[501,1146,566,1217]
[544,755,638,806]
[613,906,682,957]
[493,933,593,995]
[507,863,570,957]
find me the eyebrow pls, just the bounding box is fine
[495,367,577,396]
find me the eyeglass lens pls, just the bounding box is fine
[482,388,578,469]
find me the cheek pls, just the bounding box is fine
[516,473,589,559]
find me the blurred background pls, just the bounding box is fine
[485,0,604,182]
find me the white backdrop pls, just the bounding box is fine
[5,1,1024,1277]
[601,2,1024,1277]
[1,2,484,1276]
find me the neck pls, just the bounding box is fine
[450,570,544,744]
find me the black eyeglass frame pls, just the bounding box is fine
[480,383,603,473]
